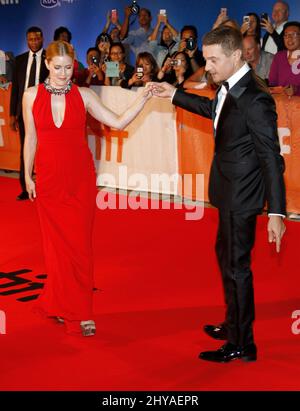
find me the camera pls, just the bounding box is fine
[159,9,167,16]
[91,56,99,66]
[136,66,144,79]
[170,59,181,67]
[130,0,140,15]
[243,16,250,24]
[185,37,196,51]
[260,13,268,22]
[100,33,110,43]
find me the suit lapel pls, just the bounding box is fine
[215,70,253,136]
[20,52,29,92]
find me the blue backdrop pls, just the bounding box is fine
[0,0,299,64]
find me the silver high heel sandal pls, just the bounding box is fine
[80,320,96,336]
[56,316,65,324]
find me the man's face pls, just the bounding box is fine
[283,25,300,51]
[27,31,43,52]
[272,2,289,25]
[180,30,197,51]
[243,37,260,63]
[139,10,151,27]
[203,44,239,84]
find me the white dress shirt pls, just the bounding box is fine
[214,63,250,129]
[25,48,43,90]
[264,21,287,55]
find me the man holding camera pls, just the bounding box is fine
[75,48,104,87]
[179,25,205,73]
[120,4,153,60]
[261,1,289,54]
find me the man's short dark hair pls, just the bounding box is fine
[283,21,300,33]
[203,26,243,56]
[181,25,198,39]
[26,26,43,36]
[86,47,100,56]
[53,26,72,43]
[139,8,151,18]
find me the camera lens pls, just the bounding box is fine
[185,37,196,51]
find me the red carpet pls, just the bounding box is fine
[0,176,300,391]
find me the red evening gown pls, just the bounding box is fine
[32,83,97,334]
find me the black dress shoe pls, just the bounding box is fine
[203,323,227,340]
[199,343,257,363]
[16,192,29,201]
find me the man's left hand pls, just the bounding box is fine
[268,215,286,252]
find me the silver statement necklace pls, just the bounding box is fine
[44,77,72,95]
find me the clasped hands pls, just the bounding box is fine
[143,82,176,99]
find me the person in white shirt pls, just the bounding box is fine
[261,1,289,54]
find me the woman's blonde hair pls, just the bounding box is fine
[46,40,75,62]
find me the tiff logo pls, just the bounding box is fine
[0,310,6,334]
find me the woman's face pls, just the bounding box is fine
[98,40,110,54]
[137,58,152,75]
[247,15,258,35]
[162,27,173,44]
[110,46,124,63]
[110,28,120,42]
[284,25,300,51]
[46,55,73,87]
[173,53,187,73]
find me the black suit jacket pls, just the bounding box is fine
[262,30,285,53]
[173,70,286,214]
[10,50,49,118]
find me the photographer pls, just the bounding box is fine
[119,4,153,60]
[95,32,113,65]
[157,51,193,89]
[122,51,158,88]
[75,47,104,87]
[147,11,180,67]
[103,42,134,86]
[178,25,205,73]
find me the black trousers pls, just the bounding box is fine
[17,115,26,193]
[215,208,260,347]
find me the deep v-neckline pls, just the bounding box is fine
[50,93,67,129]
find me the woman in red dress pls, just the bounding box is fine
[22,41,153,336]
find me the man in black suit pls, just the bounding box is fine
[10,26,49,200]
[152,26,286,363]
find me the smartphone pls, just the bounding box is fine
[105,61,120,77]
[136,66,144,79]
[260,13,268,22]
[159,9,167,16]
[220,8,227,14]
[111,9,118,20]
[243,15,250,24]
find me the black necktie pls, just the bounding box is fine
[28,53,37,87]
